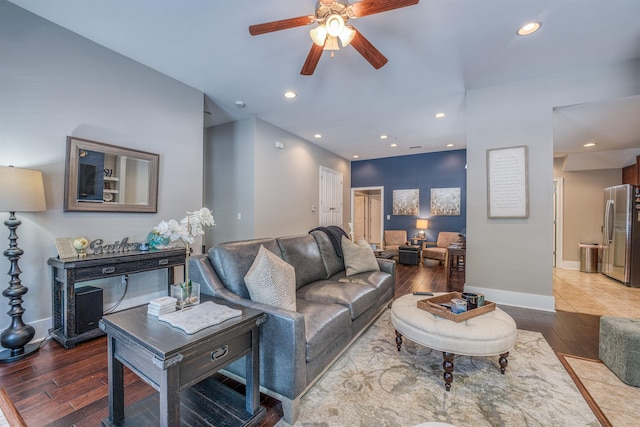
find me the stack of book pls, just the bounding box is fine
[147,296,177,317]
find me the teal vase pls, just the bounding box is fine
[148,231,170,249]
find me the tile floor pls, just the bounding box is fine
[564,355,640,426]
[554,269,640,426]
[554,268,640,318]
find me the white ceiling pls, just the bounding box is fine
[8,0,640,166]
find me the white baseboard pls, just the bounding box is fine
[463,285,556,312]
[557,260,580,271]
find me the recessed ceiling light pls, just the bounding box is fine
[235,101,246,108]
[390,143,398,147]
[434,112,446,119]
[446,143,455,147]
[284,91,297,99]
[314,134,322,139]
[517,22,541,36]
[584,142,597,147]
[353,155,360,159]
[380,135,388,139]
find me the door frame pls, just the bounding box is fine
[553,178,564,268]
[350,186,384,244]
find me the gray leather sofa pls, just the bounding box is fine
[189,230,396,424]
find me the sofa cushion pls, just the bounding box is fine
[297,280,378,319]
[244,245,296,311]
[337,270,395,298]
[209,238,282,299]
[296,299,351,362]
[310,230,345,277]
[277,235,328,289]
[342,236,380,276]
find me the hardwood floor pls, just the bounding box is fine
[0,261,601,426]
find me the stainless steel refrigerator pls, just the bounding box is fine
[602,184,640,287]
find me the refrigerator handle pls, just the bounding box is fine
[605,199,614,243]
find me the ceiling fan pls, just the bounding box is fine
[249,0,420,75]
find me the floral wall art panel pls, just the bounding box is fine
[431,187,461,216]
[392,189,419,216]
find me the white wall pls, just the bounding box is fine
[466,59,640,311]
[0,2,205,344]
[205,119,256,247]
[254,119,350,238]
[206,118,351,246]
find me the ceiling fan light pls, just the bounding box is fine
[339,25,356,47]
[325,14,345,37]
[310,25,327,46]
[323,36,340,51]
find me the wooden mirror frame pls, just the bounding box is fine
[64,136,159,213]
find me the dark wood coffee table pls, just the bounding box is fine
[99,295,267,427]
[374,250,395,259]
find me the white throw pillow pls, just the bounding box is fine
[244,245,296,311]
[342,236,380,276]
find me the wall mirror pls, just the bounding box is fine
[64,136,159,213]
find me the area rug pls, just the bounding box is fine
[276,310,599,427]
[558,353,640,427]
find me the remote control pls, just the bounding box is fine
[412,291,434,296]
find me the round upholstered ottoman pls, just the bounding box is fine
[391,293,518,390]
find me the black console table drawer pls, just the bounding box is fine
[73,261,140,280]
[139,254,185,270]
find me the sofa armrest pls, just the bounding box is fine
[376,258,396,283]
[189,255,307,399]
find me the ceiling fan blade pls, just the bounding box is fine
[351,0,419,18]
[350,30,388,69]
[301,43,324,75]
[249,16,315,36]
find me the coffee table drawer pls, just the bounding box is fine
[181,331,252,386]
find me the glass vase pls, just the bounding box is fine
[171,282,200,310]
[148,231,171,249]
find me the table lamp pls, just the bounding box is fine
[0,166,46,362]
[416,219,429,239]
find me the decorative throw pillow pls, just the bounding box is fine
[357,239,374,251]
[342,236,380,276]
[244,245,296,311]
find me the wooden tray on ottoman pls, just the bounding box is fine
[417,292,496,322]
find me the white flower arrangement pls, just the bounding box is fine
[152,207,215,245]
[151,207,215,293]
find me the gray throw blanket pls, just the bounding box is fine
[309,226,349,258]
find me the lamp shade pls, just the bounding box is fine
[416,219,429,230]
[0,166,46,212]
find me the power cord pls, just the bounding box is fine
[103,274,129,315]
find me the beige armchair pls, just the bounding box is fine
[422,231,460,264]
[383,230,409,255]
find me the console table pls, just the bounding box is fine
[99,296,267,427]
[48,248,186,348]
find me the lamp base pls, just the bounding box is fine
[0,343,39,363]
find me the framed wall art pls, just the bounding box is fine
[487,145,529,219]
[392,189,419,216]
[430,187,461,216]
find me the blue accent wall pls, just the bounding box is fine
[351,150,467,241]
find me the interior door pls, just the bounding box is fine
[369,194,381,246]
[319,166,343,227]
[354,194,366,241]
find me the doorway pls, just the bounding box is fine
[351,186,384,247]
